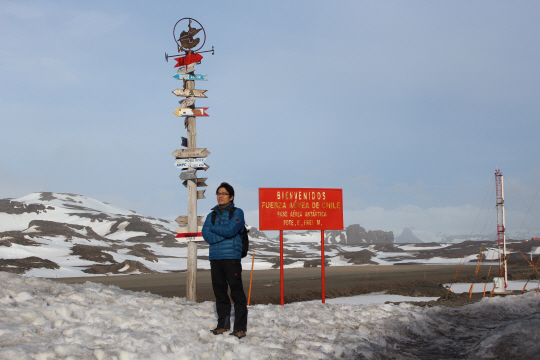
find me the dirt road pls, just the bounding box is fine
[53,264,499,305]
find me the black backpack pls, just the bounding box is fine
[211,207,249,258]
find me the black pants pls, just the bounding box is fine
[210,259,248,331]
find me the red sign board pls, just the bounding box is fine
[259,188,343,231]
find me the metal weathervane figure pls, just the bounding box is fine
[165,18,214,62]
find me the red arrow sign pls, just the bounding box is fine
[175,232,203,238]
[174,53,203,67]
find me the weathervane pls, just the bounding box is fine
[165,18,214,62]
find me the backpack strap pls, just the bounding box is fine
[228,207,237,220]
[211,212,216,225]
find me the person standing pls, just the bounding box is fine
[202,182,247,339]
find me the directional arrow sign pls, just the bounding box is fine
[175,157,206,168]
[179,170,197,181]
[183,178,207,188]
[197,190,206,200]
[175,215,204,225]
[172,89,208,98]
[173,74,208,81]
[195,163,210,171]
[175,232,204,242]
[176,236,205,242]
[176,225,203,233]
[176,232,202,238]
[179,97,196,108]
[172,148,210,158]
[176,63,195,74]
[173,107,209,117]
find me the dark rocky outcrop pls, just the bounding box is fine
[339,249,378,265]
[326,224,394,244]
[71,245,117,263]
[82,260,156,275]
[0,256,59,274]
[126,244,158,262]
[303,259,330,268]
[0,199,53,215]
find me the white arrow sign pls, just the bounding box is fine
[175,158,207,168]
[176,63,195,74]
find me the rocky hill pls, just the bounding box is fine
[2,192,526,277]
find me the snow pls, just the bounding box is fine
[447,280,540,293]
[303,292,439,305]
[1,272,539,359]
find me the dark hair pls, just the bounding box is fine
[216,182,234,197]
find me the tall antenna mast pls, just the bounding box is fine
[495,169,507,291]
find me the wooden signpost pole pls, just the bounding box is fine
[185,80,198,302]
[168,19,213,303]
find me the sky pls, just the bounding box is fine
[1,0,540,239]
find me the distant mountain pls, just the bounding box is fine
[0,192,182,277]
[2,192,529,277]
[395,227,423,243]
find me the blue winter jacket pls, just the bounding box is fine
[202,203,245,260]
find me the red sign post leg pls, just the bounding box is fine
[280,230,284,306]
[321,230,325,303]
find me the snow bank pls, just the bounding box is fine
[1,272,539,359]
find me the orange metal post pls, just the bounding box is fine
[248,253,255,306]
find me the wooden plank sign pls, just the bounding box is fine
[172,89,208,98]
[178,97,196,108]
[176,225,203,233]
[175,157,207,168]
[173,74,207,81]
[259,188,344,231]
[176,63,195,74]
[175,215,204,225]
[179,170,197,181]
[173,107,209,117]
[183,178,207,188]
[197,189,206,199]
[172,148,210,158]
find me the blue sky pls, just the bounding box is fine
[1,0,540,239]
